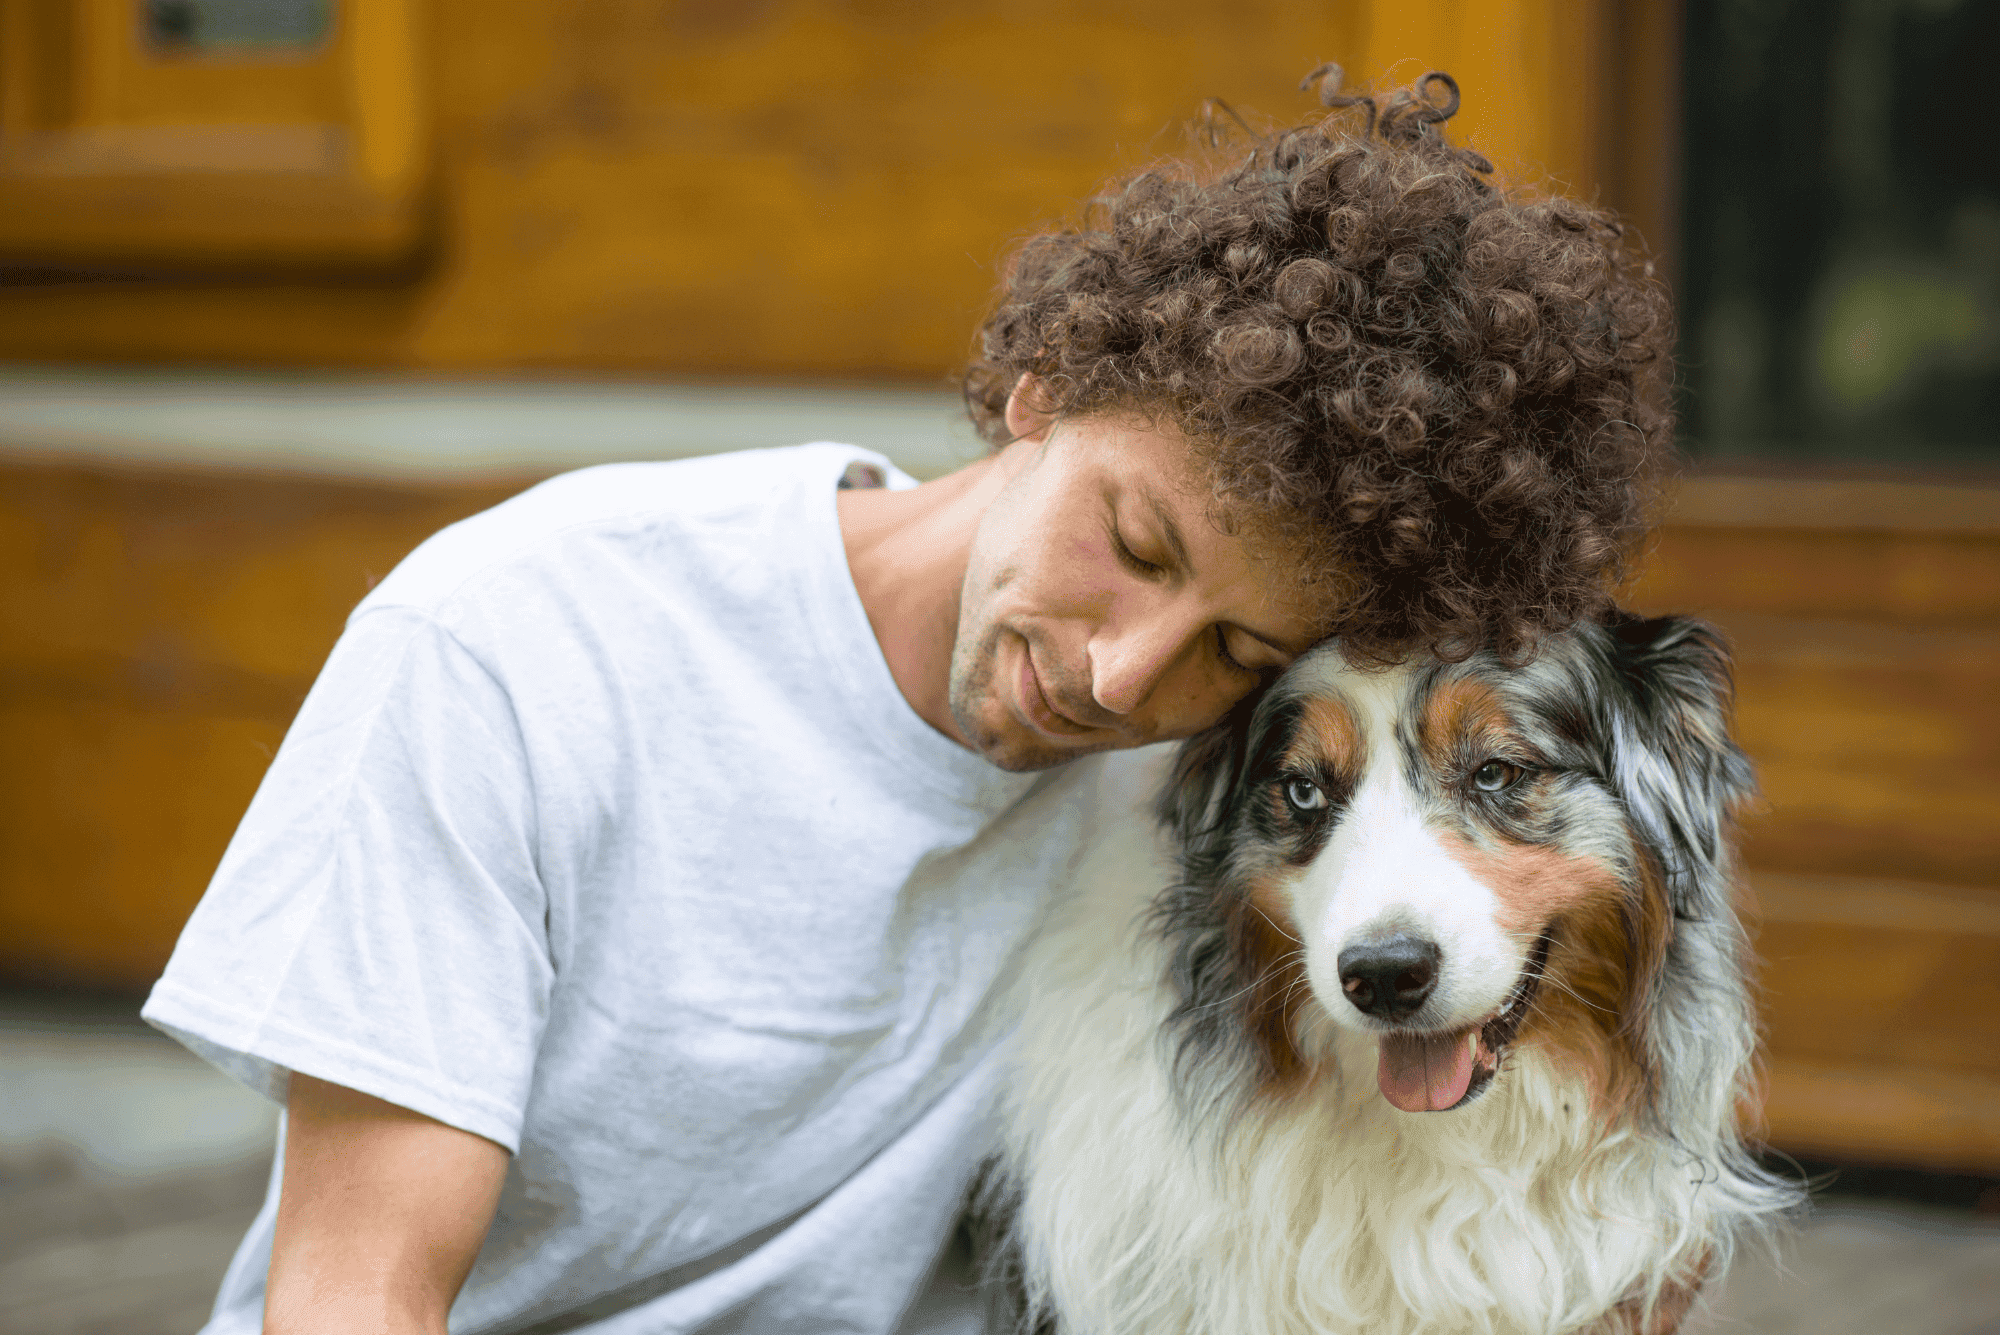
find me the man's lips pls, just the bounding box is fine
[1014,643,1100,739]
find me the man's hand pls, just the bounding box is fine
[265,1074,509,1335]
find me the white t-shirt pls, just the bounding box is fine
[143,444,1120,1335]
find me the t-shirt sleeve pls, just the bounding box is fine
[142,604,554,1153]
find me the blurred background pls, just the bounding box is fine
[1,0,1995,1331]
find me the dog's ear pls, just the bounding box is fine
[1600,614,1757,914]
[1154,692,1259,866]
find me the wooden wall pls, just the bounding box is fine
[1628,484,2000,1171]
[0,0,1678,378]
[0,461,518,984]
[3,453,1996,1173]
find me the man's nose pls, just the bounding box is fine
[1087,616,1200,716]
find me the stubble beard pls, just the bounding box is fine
[947,618,1097,774]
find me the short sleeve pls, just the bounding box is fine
[143,605,554,1152]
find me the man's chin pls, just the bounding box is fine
[956,712,1101,773]
[949,693,1111,773]
[985,738,1102,773]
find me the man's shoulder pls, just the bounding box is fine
[360,443,884,618]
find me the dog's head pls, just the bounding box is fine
[1155,613,1755,1121]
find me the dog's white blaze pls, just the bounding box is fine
[1290,668,1524,1034]
[1299,763,1521,1033]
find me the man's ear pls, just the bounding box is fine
[1003,374,1056,443]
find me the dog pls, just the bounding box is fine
[984,613,1800,1335]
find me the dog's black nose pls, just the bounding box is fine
[1337,934,1440,1020]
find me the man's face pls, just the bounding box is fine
[949,415,1324,772]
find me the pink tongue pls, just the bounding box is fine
[1377,1030,1476,1112]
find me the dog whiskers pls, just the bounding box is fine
[1520,965,1614,1017]
[1187,948,1306,1014]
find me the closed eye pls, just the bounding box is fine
[1108,523,1164,577]
[1216,624,1251,673]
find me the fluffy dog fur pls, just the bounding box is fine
[985,614,1800,1335]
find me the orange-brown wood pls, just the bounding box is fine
[1760,1059,2000,1170]
[0,0,1667,376]
[1624,481,2000,1173]
[0,458,524,986]
[65,0,345,127]
[1749,875,2000,1081]
[1600,0,1684,283]
[1635,528,2000,625]
[1346,0,1614,202]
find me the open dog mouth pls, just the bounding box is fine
[1375,932,1553,1113]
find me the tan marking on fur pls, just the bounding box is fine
[1231,870,1316,1098]
[1439,833,1616,939]
[1442,829,1652,1116]
[1231,694,1355,1099]
[1512,852,1674,1120]
[1419,675,1513,770]
[1284,695,1363,778]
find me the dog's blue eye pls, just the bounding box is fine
[1284,777,1328,811]
[1471,761,1522,792]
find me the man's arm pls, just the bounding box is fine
[265,1074,509,1335]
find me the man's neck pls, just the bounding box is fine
[836,447,1021,747]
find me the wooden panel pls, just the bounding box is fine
[0,459,522,985]
[0,461,520,681]
[1725,615,2000,884]
[1637,527,2000,626]
[1349,0,1610,199]
[1629,477,2000,1171]
[1751,874,2000,1078]
[0,701,289,985]
[1629,480,2000,888]
[0,0,1660,375]
[68,0,345,127]
[1762,1061,2000,1171]
[1601,0,1683,280]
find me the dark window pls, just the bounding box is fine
[1679,0,2000,464]
[144,0,330,52]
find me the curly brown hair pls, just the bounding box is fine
[963,68,1674,665]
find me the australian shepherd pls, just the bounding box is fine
[986,613,1800,1335]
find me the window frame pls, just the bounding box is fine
[0,0,430,268]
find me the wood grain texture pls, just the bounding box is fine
[1749,875,2000,1079]
[0,460,521,984]
[1634,528,2000,625]
[1760,1060,2000,1170]
[0,0,1667,376]
[1726,616,2000,885]
[1626,488,2000,1171]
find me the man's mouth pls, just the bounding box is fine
[1374,932,1552,1113]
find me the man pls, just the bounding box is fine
[144,72,1672,1334]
